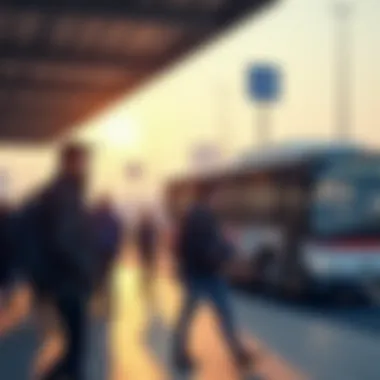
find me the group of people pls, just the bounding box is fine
[0,141,252,379]
[0,143,125,380]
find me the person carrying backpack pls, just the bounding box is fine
[173,184,253,373]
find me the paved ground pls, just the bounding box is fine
[0,261,379,380]
[233,292,380,380]
[0,263,302,380]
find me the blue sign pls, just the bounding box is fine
[248,64,281,103]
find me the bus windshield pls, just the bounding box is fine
[311,157,380,237]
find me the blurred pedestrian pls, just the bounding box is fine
[91,196,123,316]
[0,201,14,310]
[18,142,93,380]
[173,185,252,373]
[136,209,159,310]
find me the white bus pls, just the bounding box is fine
[166,143,380,301]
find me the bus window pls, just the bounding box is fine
[314,179,354,205]
[246,182,279,218]
[310,156,380,236]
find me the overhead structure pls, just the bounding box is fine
[0,0,276,142]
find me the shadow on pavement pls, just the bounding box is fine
[235,286,380,336]
[0,316,109,380]
[0,322,37,380]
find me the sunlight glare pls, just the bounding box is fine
[72,107,141,153]
[101,113,140,150]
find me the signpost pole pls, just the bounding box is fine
[214,78,230,163]
[334,1,353,141]
[257,104,270,147]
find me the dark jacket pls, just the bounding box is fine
[176,202,230,277]
[23,176,93,294]
[92,209,122,259]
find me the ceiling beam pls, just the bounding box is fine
[0,1,220,27]
[0,75,132,94]
[0,43,155,71]
[0,94,117,141]
[0,0,275,27]
[0,0,277,143]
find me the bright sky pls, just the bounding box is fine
[1,0,379,204]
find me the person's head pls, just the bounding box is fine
[59,142,90,183]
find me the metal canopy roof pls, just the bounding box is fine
[0,0,275,142]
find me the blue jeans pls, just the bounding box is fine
[174,276,242,359]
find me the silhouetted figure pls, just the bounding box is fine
[91,196,123,315]
[136,210,159,308]
[0,202,14,309]
[18,143,93,380]
[173,186,252,373]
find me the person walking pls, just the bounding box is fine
[136,209,159,310]
[173,185,252,373]
[19,143,94,380]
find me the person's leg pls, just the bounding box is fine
[205,277,251,366]
[140,252,156,313]
[173,277,202,369]
[61,289,88,380]
[103,270,114,319]
[141,257,151,297]
[33,294,62,380]
[97,257,115,319]
[43,288,88,380]
[40,291,67,380]
[0,266,11,310]
[0,283,6,310]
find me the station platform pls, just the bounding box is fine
[0,261,303,380]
